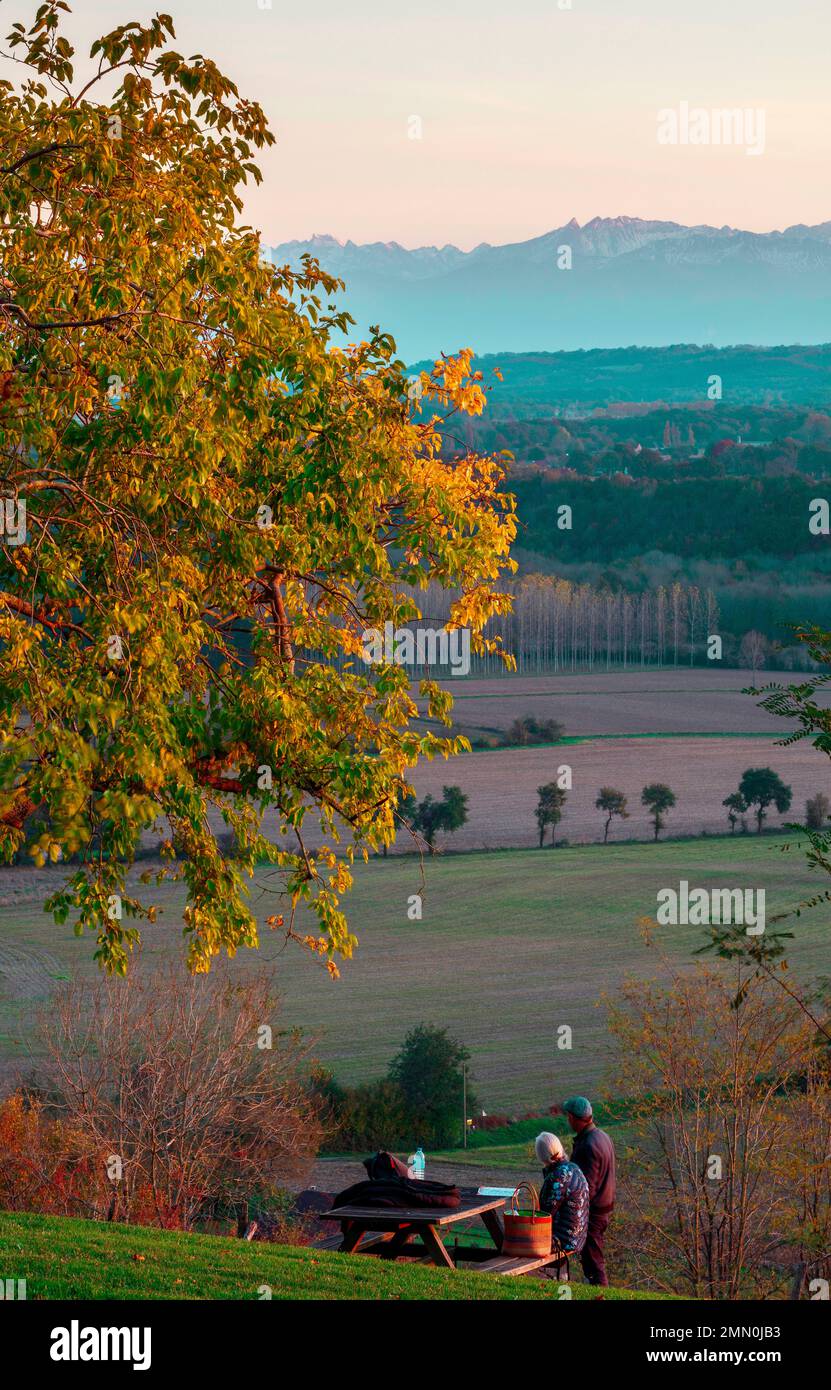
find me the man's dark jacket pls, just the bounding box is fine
[571,1124,616,1213]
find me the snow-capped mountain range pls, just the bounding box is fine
[263,217,831,358]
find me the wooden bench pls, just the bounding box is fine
[477,1251,570,1279]
[311,1228,395,1254]
[311,1231,349,1252]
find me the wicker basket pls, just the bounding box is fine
[502,1181,552,1258]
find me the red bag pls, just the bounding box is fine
[502,1181,552,1257]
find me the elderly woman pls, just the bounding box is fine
[535,1131,590,1257]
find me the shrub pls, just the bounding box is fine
[388,1023,474,1148]
[472,1113,510,1132]
[806,793,831,830]
[0,1091,100,1218]
[31,966,324,1231]
[506,716,564,747]
[328,1023,475,1152]
[330,1079,411,1152]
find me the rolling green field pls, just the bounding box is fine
[1,834,827,1108]
[0,1211,665,1301]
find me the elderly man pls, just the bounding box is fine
[535,1131,589,1262]
[558,1095,616,1286]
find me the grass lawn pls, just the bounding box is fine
[0,1210,669,1300]
[1,834,827,1108]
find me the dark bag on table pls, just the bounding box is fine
[332,1150,460,1210]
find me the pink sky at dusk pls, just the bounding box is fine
[3,0,829,249]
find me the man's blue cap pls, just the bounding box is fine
[562,1095,593,1119]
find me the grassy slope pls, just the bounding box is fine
[1,836,826,1108]
[0,1210,667,1300]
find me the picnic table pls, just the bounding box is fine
[317,1187,568,1278]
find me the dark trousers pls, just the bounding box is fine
[581,1210,611,1286]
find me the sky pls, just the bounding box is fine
[2,0,829,249]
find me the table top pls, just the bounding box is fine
[319,1191,506,1227]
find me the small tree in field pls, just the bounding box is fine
[409,786,468,848]
[723,791,748,834]
[440,785,468,837]
[387,1024,474,1148]
[596,787,629,843]
[641,783,676,841]
[535,783,567,846]
[739,768,792,834]
[740,629,770,675]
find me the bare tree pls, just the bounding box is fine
[608,959,827,1298]
[806,793,831,831]
[740,629,771,676]
[36,966,323,1230]
[395,576,721,676]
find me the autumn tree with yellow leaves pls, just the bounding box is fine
[0,5,516,974]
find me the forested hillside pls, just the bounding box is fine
[410,344,831,412]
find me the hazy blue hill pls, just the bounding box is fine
[266,217,831,360]
[407,344,831,411]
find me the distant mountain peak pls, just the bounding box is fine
[263,217,831,358]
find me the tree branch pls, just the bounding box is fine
[1,142,81,175]
[0,302,133,332]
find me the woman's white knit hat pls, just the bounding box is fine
[535,1131,565,1165]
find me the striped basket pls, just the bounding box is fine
[502,1181,552,1258]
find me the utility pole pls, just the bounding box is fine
[462,1062,467,1149]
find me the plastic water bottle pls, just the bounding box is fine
[413,1146,425,1180]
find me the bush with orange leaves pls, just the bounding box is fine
[0,1090,104,1218]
